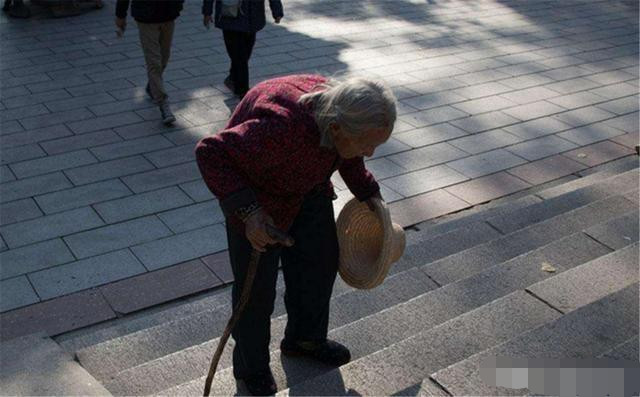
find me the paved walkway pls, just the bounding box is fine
[0,0,638,338]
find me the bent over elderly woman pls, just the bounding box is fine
[195,74,396,396]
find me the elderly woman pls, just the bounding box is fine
[195,74,396,396]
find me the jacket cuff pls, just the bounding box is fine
[219,188,258,219]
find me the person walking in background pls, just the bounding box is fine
[203,0,283,98]
[115,0,184,125]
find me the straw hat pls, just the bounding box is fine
[336,197,406,289]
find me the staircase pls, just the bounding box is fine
[52,157,639,396]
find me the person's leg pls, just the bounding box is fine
[226,223,281,380]
[159,20,175,73]
[223,30,242,89]
[234,31,256,96]
[137,22,167,104]
[280,192,339,344]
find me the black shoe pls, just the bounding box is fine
[280,339,351,367]
[240,370,277,396]
[159,101,175,125]
[223,75,235,93]
[145,83,152,100]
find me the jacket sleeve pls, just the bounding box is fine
[269,0,284,19]
[338,157,380,201]
[202,0,214,16]
[195,113,297,217]
[115,0,130,18]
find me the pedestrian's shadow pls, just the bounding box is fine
[280,352,362,396]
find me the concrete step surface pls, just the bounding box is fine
[159,228,620,396]
[430,283,639,396]
[0,333,111,396]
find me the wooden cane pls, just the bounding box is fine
[203,224,294,396]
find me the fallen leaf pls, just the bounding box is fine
[541,262,556,273]
[577,153,587,158]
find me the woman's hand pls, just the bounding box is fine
[244,209,280,252]
[366,191,383,212]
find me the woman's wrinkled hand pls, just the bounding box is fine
[366,191,384,212]
[244,209,293,252]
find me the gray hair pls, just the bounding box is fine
[299,76,397,148]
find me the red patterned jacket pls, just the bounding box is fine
[195,74,380,232]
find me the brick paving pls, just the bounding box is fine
[0,0,638,336]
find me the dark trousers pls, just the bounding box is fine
[226,192,340,379]
[222,30,256,96]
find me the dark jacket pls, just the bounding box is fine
[116,0,184,23]
[202,0,284,32]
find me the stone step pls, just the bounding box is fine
[526,242,638,313]
[409,166,638,243]
[421,193,637,285]
[85,190,635,389]
[485,168,638,234]
[103,266,438,395]
[430,283,638,396]
[56,284,233,353]
[75,222,502,380]
[160,228,617,396]
[0,333,111,396]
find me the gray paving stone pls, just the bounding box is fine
[584,211,639,250]
[445,172,531,205]
[68,112,143,134]
[157,200,225,234]
[503,100,566,121]
[506,135,578,161]
[0,239,74,280]
[9,149,97,179]
[401,92,466,111]
[64,155,155,186]
[368,137,412,159]
[449,129,523,154]
[432,284,638,396]
[564,140,635,167]
[27,75,92,94]
[585,69,637,85]
[449,111,520,134]
[382,165,468,197]
[447,149,528,178]
[498,86,559,105]
[179,180,215,202]
[498,74,555,90]
[66,79,135,97]
[40,130,123,155]
[0,120,23,135]
[35,179,132,214]
[0,276,40,312]
[402,106,468,128]
[452,95,516,115]
[595,96,639,116]
[94,187,193,224]
[507,154,587,185]
[1,144,46,165]
[393,123,468,148]
[3,90,70,110]
[44,92,116,113]
[19,108,94,131]
[0,172,71,203]
[544,76,603,94]
[88,97,156,117]
[121,162,202,193]
[29,250,147,301]
[387,142,468,171]
[90,135,174,161]
[542,65,593,81]
[132,224,227,271]
[2,124,72,149]
[0,166,15,183]
[553,106,617,127]
[604,112,639,133]
[143,143,195,168]
[590,82,638,100]
[364,157,407,180]
[1,207,104,249]
[502,116,574,140]
[557,122,627,145]
[600,335,639,361]
[450,81,513,100]
[64,216,172,259]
